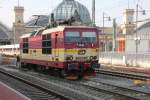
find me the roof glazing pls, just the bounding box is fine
[25,15,49,27]
[0,23,10,39]
[26,0,92,27]
[52,0,91,25]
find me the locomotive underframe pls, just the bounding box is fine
[20,59,100,78]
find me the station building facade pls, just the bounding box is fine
[1,0,150,54]
[124,9,150,53]
[126,22,150,53]
[13,0,92,44]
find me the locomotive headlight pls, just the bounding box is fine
[78,49,86,55]
[90,56,93,60]
[66,56,73,61]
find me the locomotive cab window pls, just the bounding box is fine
[42,34,52,54]
[65,32,80,42]
[82,32,97,43]
[23,38,29,53]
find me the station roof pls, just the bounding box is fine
[25,15,49,27]
[52,0,91,25]
[0,22,11,40]
[25,0,92,27]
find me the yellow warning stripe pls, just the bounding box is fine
[28,48,98,53]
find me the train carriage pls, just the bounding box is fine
[20,26,100,79]
[0,44,19,56]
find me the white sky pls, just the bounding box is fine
[0,0,150,28]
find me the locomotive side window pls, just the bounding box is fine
[82,32,97,43]
[23,38,29,53]
[65,32,80,42]
[42,34,52,54]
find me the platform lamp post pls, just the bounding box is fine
[102,12,111,52]
[135,4,146,66]
[112,18,117,52]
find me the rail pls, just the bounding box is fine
[0,69,70,100]
[96,69,150,81]
[81,79,150,100]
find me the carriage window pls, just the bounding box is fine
[23,43,28,48]
[23,38,29,53]
[23,49,28,53]
[42,41,47,47]
[42,34,51,40]
[65,32,80,42]
[23,38,28,43]
[82,32,97,42]
[42,34,52,54]
[47,34,51,40]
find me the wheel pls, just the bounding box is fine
[78,74,83,79]
[36,65,44,72]
[59,69,67,78]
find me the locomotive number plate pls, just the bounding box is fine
[76,57,87,61]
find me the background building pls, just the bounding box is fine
[52,0,91,25]
[12,0,92,44]
[121,9,135,53]
[98,26,124,52]
[13,6,25,43]
[2,0,150,54]
[13,6,46,43]
[124,8,150,53]
[126,21,150,52]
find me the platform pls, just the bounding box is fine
[0,81,29,100]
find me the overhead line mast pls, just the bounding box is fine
[18,0,20,6]
[92,0,95,26]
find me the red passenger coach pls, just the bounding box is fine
[20,26,100,79]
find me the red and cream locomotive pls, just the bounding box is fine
[19,25,100,79]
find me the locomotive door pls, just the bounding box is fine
[55,33,59,58]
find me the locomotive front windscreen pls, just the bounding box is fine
[82,32,96,43]
[65,32,80,42]
[65,31,97,43]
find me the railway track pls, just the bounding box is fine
[0,66,113,100]
[80,80,150,100]
[1,65,150,100]
[17,67,150,100]
[96,69,150,81]
[0,69,70,100]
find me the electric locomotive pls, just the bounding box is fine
[19,25,100,79]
